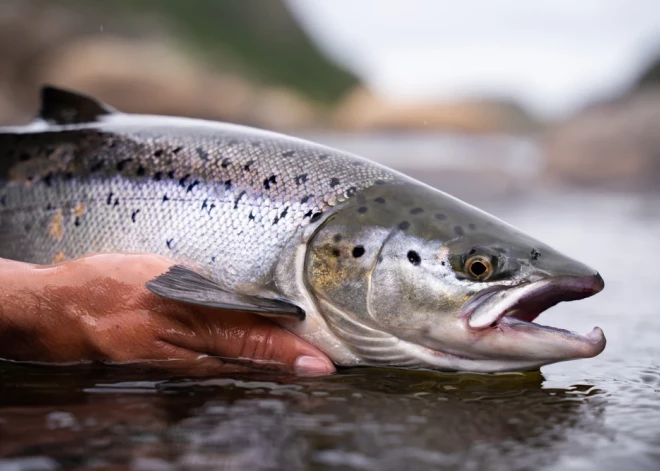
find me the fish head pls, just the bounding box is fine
[305,182,605,372]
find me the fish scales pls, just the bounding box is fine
[0,122,394,290]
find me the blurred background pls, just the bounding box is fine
[2,0,660,197]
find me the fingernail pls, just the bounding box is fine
[294,355,334,376]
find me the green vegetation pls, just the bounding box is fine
[100,0,358,104]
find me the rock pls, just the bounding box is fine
[334,86,537,133]
[13,36,321,130]
[542,89,660,188]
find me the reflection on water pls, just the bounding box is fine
[0,365,607,471]
[1,188,660,470]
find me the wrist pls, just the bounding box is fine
[0,259,93,362]
[0,259,44,360]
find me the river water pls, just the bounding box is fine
[1,135,659,471]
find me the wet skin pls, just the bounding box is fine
[0,254,335,376]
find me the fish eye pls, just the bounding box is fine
[465,255,493,280]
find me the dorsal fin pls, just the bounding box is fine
[38,85,116,125]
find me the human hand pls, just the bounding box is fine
[0,254,335,376]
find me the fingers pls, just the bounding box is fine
[157,306,336,376]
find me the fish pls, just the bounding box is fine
[0,86,606,372]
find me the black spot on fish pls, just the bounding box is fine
[441,261,446,266]
[282,150,295,157]
[202,199,208,210]
[234,191,246,209]
[410,207,424,215]
[196,147,209,160]
[346,186,357,197]
[407,250,421,266]
[333,234,342,243]
[224,179,232,190]
[179,174,190,187]
[352,246,365,258]
[172,146,183,154]
[167,170,175,179]
[90,160,105,172]
[531,248,541,260]
[375,179,385,185]
[46,203,53,211]
[435,213,447,220]
[375,197,385,204]
[154,149,164,158]
[295,174,308,185]
[300,195,311,204]
[43,172,53,187]
[116,158,132,172]
[113,198,119,208]
[330,177,340,188]
[319,154,328,160]
[211,256,217,263]
[332,248,341,257]
[131,210,140,223]
[137,166,146,177]
[154,171,162,181]
[398,221,410,231]
[358,206,368,214]
[468,223,476,230]
[244,160,254,171]
[166,238,173,249]
[304,210,313,218]
[74,216,80,227]
[186,180,199,193]
[107,192,114,205]
[19,152,30,162]
[208,203,216,215]
[310,212,323,222]
[263,175,277,190]
[249,210,255,221]
[162,194,169,202]
[221,158,231,168]
[454,226,464,236]
[280,206,289,219]
[378,256,384,263]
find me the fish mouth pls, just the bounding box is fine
[463,274,606,361]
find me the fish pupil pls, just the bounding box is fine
[470,261,487,276]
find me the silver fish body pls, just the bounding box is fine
[0,87,606,372]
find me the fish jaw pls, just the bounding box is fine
[459,273,606,367]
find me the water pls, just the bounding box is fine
[1,152,659,470]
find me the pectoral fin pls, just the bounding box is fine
[146,265,305,320]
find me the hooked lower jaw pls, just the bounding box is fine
[463,274,606,362]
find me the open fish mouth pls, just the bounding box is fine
[463,274,606,361]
